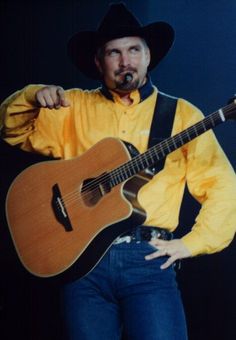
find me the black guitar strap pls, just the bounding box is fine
[147,91,178,175]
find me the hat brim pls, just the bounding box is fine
[67,22,174,80]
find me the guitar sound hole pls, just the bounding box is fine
[81,174,111,207]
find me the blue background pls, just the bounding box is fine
[0,1,235,339]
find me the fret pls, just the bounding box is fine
[117,172,124,183]
[110,174,119,187]
[172,137,178,149]
[162,140,170,156]
[148,150,156,164]
[164,139,171,153]
[124,164,133,178]
[152,150,161,163]
[192,124,199,137]
[201,120,207,132]
[139,157,145,170]
[159,143,166,157]
[178,135,186,147]
[143,154,151,168]
[209,114,216,127]
[185,129,191,142]
[149,154,158,167]
[133,162,141,174]
[130,160,136,176]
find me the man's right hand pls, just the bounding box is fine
[35,85,70,109]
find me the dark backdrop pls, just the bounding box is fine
[0,1,235,339]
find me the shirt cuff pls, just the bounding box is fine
[181,231,208,256]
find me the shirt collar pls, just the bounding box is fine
[100,75,154,103]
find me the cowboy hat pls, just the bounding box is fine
[67,2,174,79]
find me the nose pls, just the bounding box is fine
[119,51,130,68]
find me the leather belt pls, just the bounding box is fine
[113,226,173,245]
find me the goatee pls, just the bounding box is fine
[115,78,139,91]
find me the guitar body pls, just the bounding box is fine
[6,100,235,281]
[6,137,151,280]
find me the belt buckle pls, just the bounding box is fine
[113,235,132,244]
[150,228,162,240]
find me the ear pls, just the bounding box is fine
[94,56,103,75]
[145,47,151,67]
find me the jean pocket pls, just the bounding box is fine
[143,241,159,252]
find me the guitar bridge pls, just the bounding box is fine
[51,184,73,231]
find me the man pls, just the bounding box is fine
[1,3,236,340]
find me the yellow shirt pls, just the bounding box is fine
[1,82,236,256]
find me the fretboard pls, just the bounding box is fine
[110,108,227,187]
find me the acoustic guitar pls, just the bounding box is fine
[5,101,236,280]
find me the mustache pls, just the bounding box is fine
[114,67,137,76]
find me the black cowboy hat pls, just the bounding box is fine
[67,2,174,79]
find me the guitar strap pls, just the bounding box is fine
[147,91,178,175]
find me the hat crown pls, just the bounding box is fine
[98,3,142,36]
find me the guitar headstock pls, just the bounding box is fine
[224,96,236,121]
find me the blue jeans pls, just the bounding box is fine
[60,240,188,340]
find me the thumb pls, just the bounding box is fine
[57,87,70,107]
[61,97,70,107]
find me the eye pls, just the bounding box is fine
[130,46,141,53]
[107,49,120,57]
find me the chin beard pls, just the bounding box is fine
[115,78,139,92]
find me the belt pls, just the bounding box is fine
[113,226,173,245]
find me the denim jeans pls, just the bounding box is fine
[60,240,188,340]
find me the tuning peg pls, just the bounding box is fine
[227,95,236,104]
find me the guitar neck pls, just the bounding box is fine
[109,107,228,187]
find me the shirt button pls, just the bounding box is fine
[122,130,126,133]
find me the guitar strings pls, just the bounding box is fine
[57,107,231,209]
[57,103,235,208]
[58,104,234,207]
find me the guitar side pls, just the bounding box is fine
[5,137,149,279]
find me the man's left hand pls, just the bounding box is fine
[145,239,192,269]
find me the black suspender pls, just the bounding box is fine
[148,91,178,174]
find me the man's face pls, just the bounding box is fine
[95,36,151,92]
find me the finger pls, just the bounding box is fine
[43,91,55,109]
[145,250,159,260]
[160,254,178,270]
[36,91,47,107]
[145,248,167,260]
[50,87,61,109]
[57,88,70,107]
[149,238,168,247]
